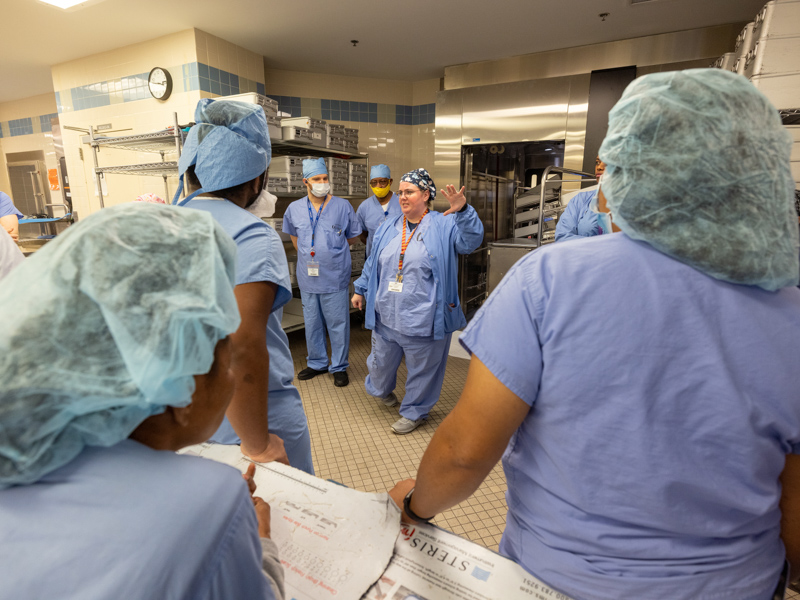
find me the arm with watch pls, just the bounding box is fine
[389,354,530,523]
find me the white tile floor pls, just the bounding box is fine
[288,322,508,550]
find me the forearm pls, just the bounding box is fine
[407,356,529,520]
[453,205,484,254]
[228,342,271,454]
[781,454,800,582]
[359,232,368,244]
[409,415,500,519]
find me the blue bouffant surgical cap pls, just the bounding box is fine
[177,98,271,195]
[599,69,798,291]
[0,204,241,488]
[303,157,328,179]
[400,168,436,202]
[370,164,391,180]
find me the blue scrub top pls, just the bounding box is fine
[283,195,361,294]
[0,440,275,600]
[375,218,437,337]
[0,191,23,219]
[355,206,483,341]
[554,189,600,242]
[184,198,296,444]
[460,232,800,600]
[356,192,402,258]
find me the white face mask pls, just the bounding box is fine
[246,189,278,218]
[590,188,613,235]
[310,182,331,198]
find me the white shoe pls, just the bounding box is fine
[391,416,425,434]
[377,392,398,408]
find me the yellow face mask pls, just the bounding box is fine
[371,185,391,199]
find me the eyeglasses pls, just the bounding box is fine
[370,179,391,187]
[396,189,421,199]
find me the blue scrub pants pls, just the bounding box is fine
[267,389,314,475]
[300,288,350,373]
[365,318,451,421]
[208,393,314,476]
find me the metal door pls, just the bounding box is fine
[7,161,50,217]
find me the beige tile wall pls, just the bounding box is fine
[51,29,197,93]
[197,30,265,84]
[52,29,202,217]
[265,71,441,185]
[0,93,60,204]
[51,28,270,218]
[265,68,412,105]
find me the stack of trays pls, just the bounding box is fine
[344,128,360,153]
[271,156,303,176]
[349,174,368,197]
[349,162,368,177]
[326,123,346,147]
[266,115,282,141]
[219,93,282,140]
[281,126,313,144]
[710,52,737,72]
[267,176,288,194]
[734,21,757,74]
[270,157,304,191]
[282,117,327,147]
[325,157,349,176]
[742,0,800,109]
[349,243,366,273]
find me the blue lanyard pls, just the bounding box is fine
[307,197,327,255]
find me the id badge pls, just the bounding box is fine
[307,261,320,277]
[388,281,403,293]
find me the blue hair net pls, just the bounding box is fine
[303,157,328,179]
[0,204,241,488]
[400,168,437,202]
[178,99,271,193]
[370,164,391,180]
[599,69,798,291]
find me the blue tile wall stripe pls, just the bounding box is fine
[0,113,60,138]
[48,60,435,128]
[54,62,265,114]
[272,96,433,126]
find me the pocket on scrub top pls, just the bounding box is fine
[324,224,346,251]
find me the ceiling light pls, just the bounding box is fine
[39,0,89,8]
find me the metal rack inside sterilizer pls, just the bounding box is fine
[529,166,597,247]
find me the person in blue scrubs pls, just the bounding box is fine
[0,229,23,280]
[553,157,606,242]
[174,99,313,474]
[389,70,800,600]
[283,158,361,388]
[356,164,402,258]
[352,168,483,435]
[0,204,283,600]
[0,191,23,242]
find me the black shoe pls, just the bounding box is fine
[298,366,328,381]
[333,371,349,387]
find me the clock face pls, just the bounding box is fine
[148,67,172,101]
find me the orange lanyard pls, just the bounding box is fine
[398,210,428,279]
